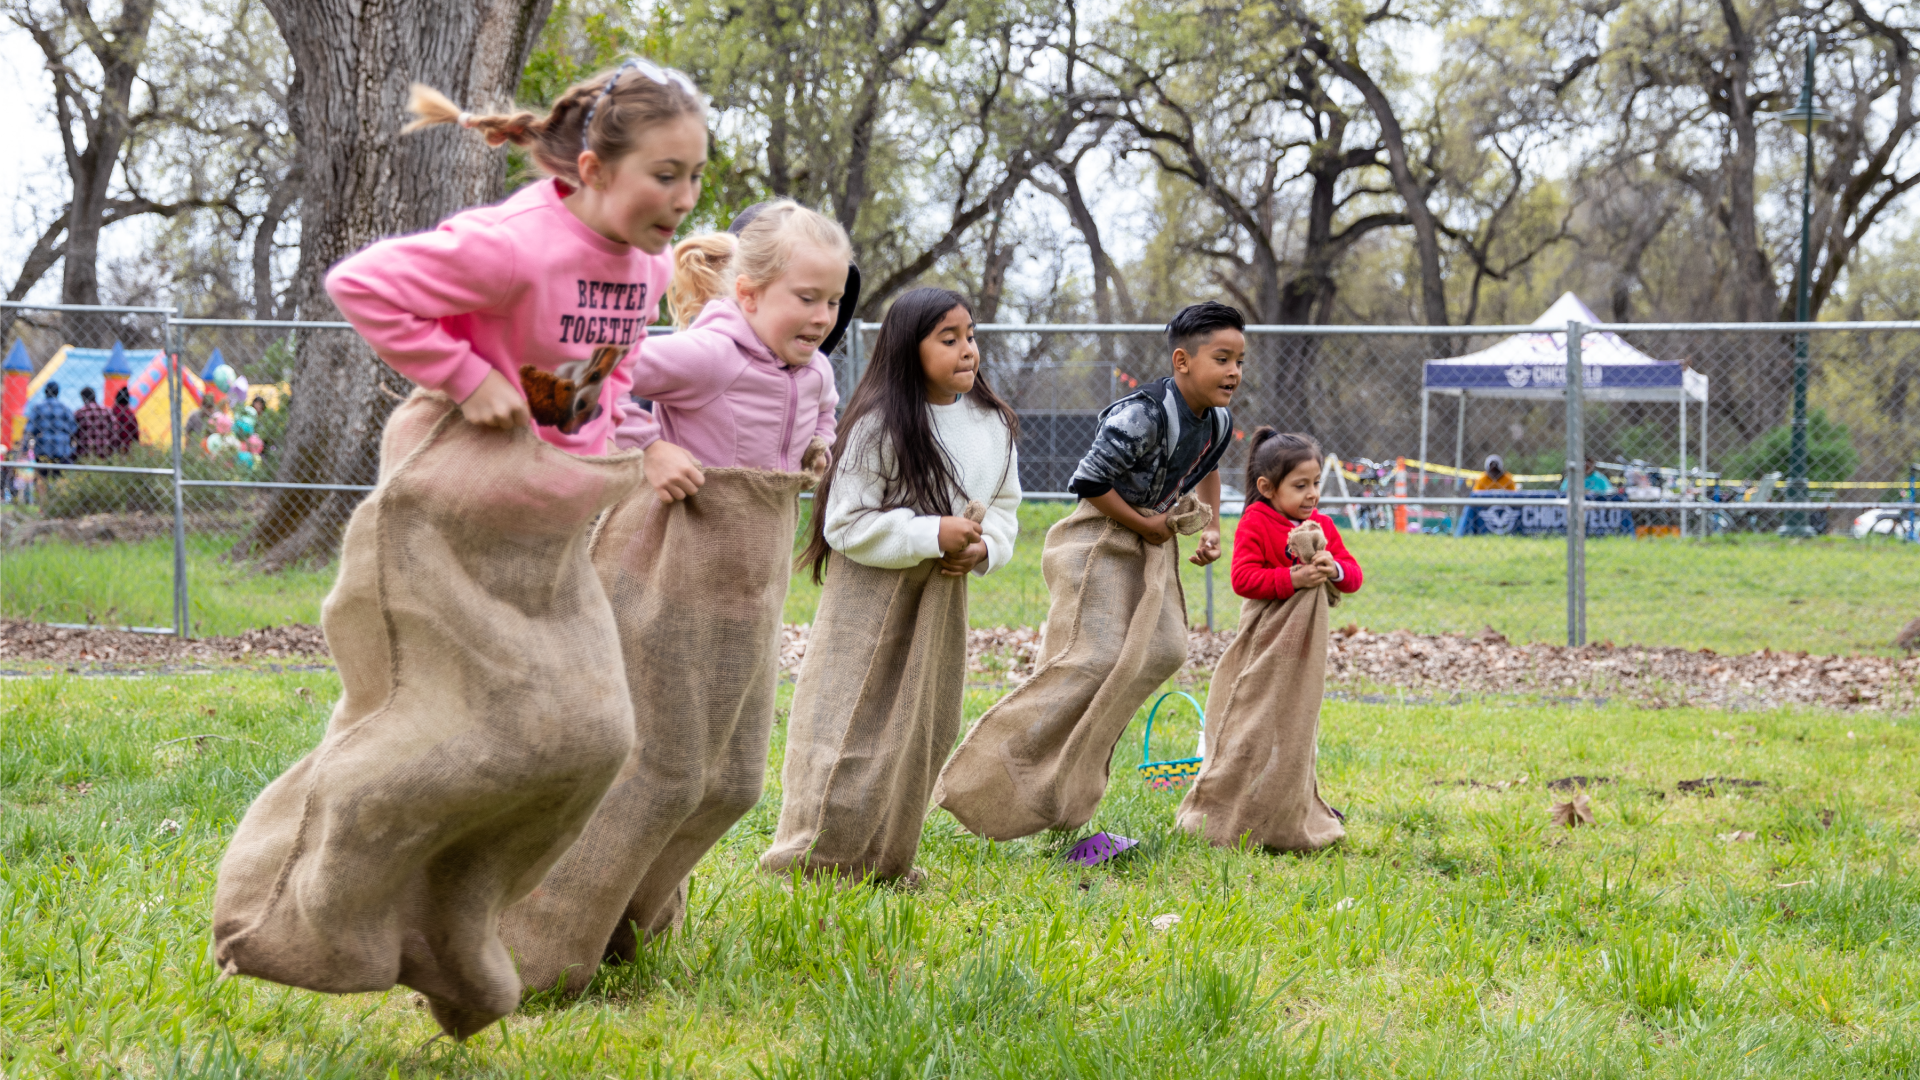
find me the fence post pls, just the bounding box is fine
[1204,561,1214,631]
[849,319,866,392]
[169,306,189,639]
[1565,321,1586,647]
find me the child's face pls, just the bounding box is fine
[738,246,847,367]
[576,114,708,254]
[919,305,978,404]
[1171,328,1245,410]
[1257,458,1322,520]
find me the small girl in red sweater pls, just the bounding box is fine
[1230,429,1363,603]
[1175,427,1357,851]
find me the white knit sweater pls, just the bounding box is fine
[822,397,1022,573]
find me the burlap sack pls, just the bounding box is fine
[761,502,987,881]
[499,467,810,995]
[1174,574,1345,851]
[934,494,1208,840]
[211,391,642,1040]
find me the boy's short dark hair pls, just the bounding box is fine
[1167,301,1246,355]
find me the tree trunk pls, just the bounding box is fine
[242,0,554,570]
[1713,0,1776,324]
[1311,47,1451,350]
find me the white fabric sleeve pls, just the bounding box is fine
[977,439,1022,575]
[821,423,946,569]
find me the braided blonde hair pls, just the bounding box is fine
[403,62,704,185]
[668,233,736,328]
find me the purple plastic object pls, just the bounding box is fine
[1065,832,1139,867]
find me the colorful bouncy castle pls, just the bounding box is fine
[2,341,29,445]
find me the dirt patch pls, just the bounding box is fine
[1676,776,1768,796]
[12,617,1920,714]
[1546,776,1613,791]
[1,511,247,548]
[1318,625,1920,714]
[0,619,327,666]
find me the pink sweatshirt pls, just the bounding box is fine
[325,178,672,456]
[612,299,837,471]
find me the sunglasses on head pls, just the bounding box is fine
[581,59,700,152]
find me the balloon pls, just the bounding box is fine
[212,364,235,391]
[246,434,263,454]
[203,435,216,455]
[212,412,233,434]
[234,415,254,436]
[235,450,255,469]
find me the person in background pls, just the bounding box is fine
[1474,454,1516,491]
[1560,456,1614,494]
[110,388,141,453]
[73,386,115,458]
[26,382,75,466]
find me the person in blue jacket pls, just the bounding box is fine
[26,382,75,464]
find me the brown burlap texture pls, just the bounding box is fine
[934,495,1208,840]
[211,392,642,1040]
[761,501,987,881]
[1174,577,1345,851]
[499,467,809,995]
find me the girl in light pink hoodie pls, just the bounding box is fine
[494,201,854,998]
[612,201,847,470]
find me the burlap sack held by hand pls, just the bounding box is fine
[499,467,811,995]
[211,392,642,1040]
[1175,524,1345,851]
[934,494,1208,840]
[761,500,988,881]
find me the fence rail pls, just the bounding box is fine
[3,304,1916,643]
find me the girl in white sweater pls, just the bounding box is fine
[763,287,1021,883]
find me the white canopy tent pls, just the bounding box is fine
[1420,292,1709,490]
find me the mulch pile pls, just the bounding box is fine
[10,618,1918,713]
[0,620,329,665]
[788,622,1920,714]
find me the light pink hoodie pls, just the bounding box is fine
[613,298,837,471]
[325,178,672,456]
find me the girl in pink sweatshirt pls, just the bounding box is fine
[612,201,848,470]
[324,61,706,498]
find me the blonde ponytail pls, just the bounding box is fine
[668,233,736,328]
[399,61,704,184]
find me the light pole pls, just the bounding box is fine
[1776,38,1830,536]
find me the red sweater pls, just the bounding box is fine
[1231,499,1364,601]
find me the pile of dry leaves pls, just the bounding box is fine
[778,621,1920,713]
[9,616,1917,713]
[1321,625,1919,712]
[0,620,328,665]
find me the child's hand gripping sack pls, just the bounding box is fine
[1285,518,1341,607]
[522,344,627,434]
[1166,493,1213,536]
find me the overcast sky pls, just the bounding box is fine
[2,27,71,304]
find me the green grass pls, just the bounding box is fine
[5,503,1918,654]
[0,532,337,634]
[7,671,1920,1076]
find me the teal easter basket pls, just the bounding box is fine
[1137,690,1206,790]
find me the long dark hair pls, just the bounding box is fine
[799,287,1019,582]
[1244,427,1323,504]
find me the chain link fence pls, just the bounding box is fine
[4,304,1916,644]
